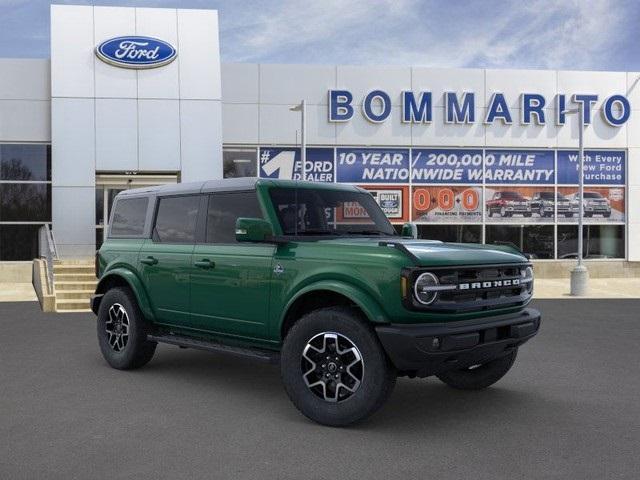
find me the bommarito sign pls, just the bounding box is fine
[328,90,631,127]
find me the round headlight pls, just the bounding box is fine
[414,272,439,305]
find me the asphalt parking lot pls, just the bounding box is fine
[1,300,639,480]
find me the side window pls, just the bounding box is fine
[110,197,148,236]
[153,195,200,244]
[206,191,263,243]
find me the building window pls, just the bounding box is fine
[0,225,41,261]
[0,144,51,260]
[0,183,51,222]
[557,225,624,259]
[1,144,51,181]
[223,147,257,178]
[418,224,481,244]
[485,225,554,259]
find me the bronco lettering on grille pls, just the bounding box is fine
[458,278,520,290]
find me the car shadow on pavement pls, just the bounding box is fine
[122,344,554,432]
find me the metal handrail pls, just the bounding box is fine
[39,224,58,294]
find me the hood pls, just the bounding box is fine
[319,237,527,266]
[397,239,526,266]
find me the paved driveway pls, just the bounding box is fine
[1,300,639,479]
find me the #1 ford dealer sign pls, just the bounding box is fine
[95,36,177,69]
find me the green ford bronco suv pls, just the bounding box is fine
[92,178,540,426]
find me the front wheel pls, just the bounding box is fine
[97,287,157,370]
[280,307,396,427]
[436,349,517,390]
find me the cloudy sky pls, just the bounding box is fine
[0,0,638,71]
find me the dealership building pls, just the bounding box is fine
[1,4,639,272]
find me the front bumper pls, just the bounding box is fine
[375,308,541,377]
[505,205,531,213]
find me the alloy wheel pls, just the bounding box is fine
[105,303,130,352]
[301,332,364,402]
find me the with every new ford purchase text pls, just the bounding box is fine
[92,179,541,426]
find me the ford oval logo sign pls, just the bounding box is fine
[95,36,177,69]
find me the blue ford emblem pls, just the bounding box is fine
[95,36,177,69]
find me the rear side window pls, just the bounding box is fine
[206,191,262,243]
[110,197,148,237]
[153,195,200,243]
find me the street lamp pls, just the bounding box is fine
[290,100,306,181]
[563,103,588,295]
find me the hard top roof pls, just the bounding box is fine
[116,178,363,198]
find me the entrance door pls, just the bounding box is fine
[96,173,178,248]
[189,191,275,339]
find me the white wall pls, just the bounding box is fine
[0,59,50,142]
[50,5,222,257]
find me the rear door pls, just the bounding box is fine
[189,191,275,339]
[138,194,200,327]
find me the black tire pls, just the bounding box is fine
[97,287,157,370]
[523,212,532,218]
[436,349,517,390]
[280,306,396,427]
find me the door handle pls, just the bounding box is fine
[194,259,215,269]
[140,256,158,266]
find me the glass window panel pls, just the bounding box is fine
[486,225,554,259]
[153,195,199,243]
[417,224,481,244]
[557,225,624,259]
[110,197,148,237]
[0,183,51,222]
[206,191,263,244]
[223,148,257,178]
[0,144,51,181]
[96,228,104,250]
[0,225,40,260]
[95,187,104,226]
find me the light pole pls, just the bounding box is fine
[564,103,588,295]
[290,100,306,181]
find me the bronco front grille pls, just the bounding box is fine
[406,263,533,313]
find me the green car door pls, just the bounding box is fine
[138,194,199,327]
[189,191,275,340]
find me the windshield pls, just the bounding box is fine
[500,192,525,200]
[268,187,396,236]
[584,192,603,198]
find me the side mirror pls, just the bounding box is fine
[401,222,418,239]
[235,218,274,243]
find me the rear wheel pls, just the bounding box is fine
[280,307,396,427]
[97,287,156,370]
[436,349,517,390]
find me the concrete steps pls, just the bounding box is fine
[53,260,96,313]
